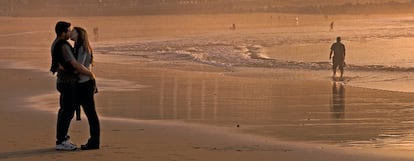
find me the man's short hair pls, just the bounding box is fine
[336,36,341,42]
[55,21,71,36]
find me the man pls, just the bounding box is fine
[329,36,346,79]
[50,21,95,151]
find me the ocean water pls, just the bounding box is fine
[96,15,414,93]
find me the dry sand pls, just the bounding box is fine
[1,14,414,161]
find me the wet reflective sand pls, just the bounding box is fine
[90,60,414,151]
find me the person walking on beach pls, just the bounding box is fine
[93,27,99,41]
[50,21,95,151]
[70,26,100,150]
[330,21,334,31]
[329,36,346,79]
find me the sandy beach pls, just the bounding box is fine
[1,63,413,161]
[2,14,414,160]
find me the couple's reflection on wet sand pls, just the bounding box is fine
[159,71,219,120]
[331,82,345,119]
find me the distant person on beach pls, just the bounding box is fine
[93,27,99,41]
[329,36,346,79]
[50,21,95,151]
[330,21,334,31]
[230,23,236,30]
[70,26,100,150]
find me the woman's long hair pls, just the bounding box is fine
[73,27,93,65]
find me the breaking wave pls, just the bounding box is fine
[95,38,414,73]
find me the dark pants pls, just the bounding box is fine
[332,57,345,72]
[56,82,77,144]
[77,80,100,145]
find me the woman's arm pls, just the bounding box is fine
[62,45,95,79]
[69,60,95,79]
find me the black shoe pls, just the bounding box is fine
[80,143,99,150]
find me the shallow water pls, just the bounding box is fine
[95,14,414,93]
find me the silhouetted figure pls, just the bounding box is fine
[329,36,346,79]
[93,27,99,41]
[331,83,345,119]
[70,27,100,150]
[330,21,334,31]
[230,23,236,30]
[50,21,96,151]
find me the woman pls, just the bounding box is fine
[70,27,100,150]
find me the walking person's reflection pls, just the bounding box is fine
[331,83,345,119]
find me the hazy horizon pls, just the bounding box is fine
[0,0,413,16]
